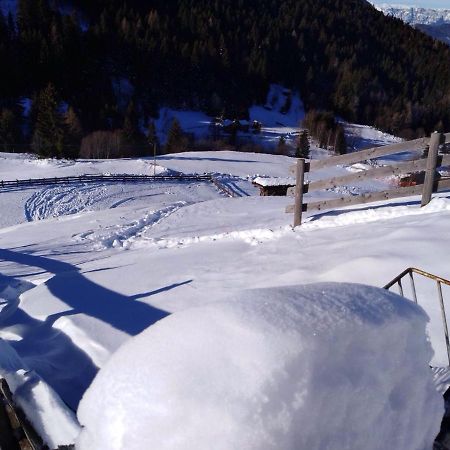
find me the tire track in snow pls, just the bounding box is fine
[25,184,107,221]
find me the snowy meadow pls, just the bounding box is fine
[0,128,449,448]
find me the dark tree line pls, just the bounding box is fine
[1,0,450,158]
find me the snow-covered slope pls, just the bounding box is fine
[0,126,449,447]
[416,22,450,45]
[373,3,450,25]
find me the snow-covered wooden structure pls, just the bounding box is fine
[252,176,295,196]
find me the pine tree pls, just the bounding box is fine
[276,135,288,155]
[334,126,347,155]
[165,118,187,153]
[123,100,145,156]
[296,130,310,159]
[147,119,159,155]
[32,83,66,158]
[0,109,20,152]
[64,106,83,159]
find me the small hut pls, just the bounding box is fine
[252,177,295,196]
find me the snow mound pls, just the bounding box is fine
[77,283,442,450]
[0,339,80,448]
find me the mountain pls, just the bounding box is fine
[373,3,450,45]
[416,23,450,46]
[1,0,450,157]
[373,4,450,25]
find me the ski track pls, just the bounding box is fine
[25,184,107,221]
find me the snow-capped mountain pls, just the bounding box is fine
[373,3,450,25]
[372,3,450,45]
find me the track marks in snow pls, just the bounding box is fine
[25,184,107,221]
[74,202,188,250]
[133,197,450,250]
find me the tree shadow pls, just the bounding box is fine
[0,248,190,409]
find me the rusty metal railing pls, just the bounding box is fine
[384,268,450,366]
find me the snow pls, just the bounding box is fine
[0,122,449,446]
[253,176,295,187]
[373,3,450,25]
[0,335,80,448]
[76,283,443,450]
[249,84,305,128]
[156,108,212,142]
[0,152,168,181]
[155,151,295,178]
[151,84,306,149]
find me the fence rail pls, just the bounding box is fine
[384,268,450,366]
[0,173,242,199]
[286,131,450,226]
[0,173,212,189]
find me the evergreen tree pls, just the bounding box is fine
[276,135,289,155]
[31,83,66,158]
[2,0,450,139]
[0,109,20,152]
[334,126,347,155]
[165,118,187,153]
[64,106,83,159]
[147,119,160,155]
[296,130,310,159]
[123,100,145,156]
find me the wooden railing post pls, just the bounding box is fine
[293,159,305,227]
[421,131,443,207]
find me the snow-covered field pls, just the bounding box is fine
[0,125,449,448]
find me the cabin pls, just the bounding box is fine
[252,176,295,196]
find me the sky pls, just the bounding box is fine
[372,0,450,7]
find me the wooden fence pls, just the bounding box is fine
[0,173,241,198]
[0,173,211,188]
[286,132,450,226]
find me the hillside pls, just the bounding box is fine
[1,0,450,158]
[374,3,450,45]
[0,142,449,447]
[416,23,450,46]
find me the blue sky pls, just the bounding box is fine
[372,0,449,7]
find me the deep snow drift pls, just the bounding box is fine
[77,283,443,450]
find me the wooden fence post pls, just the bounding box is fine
[421,131,443,207]
[293,159,305,227]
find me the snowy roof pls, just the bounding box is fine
[252,176,296,187]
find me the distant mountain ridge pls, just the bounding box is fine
[373,3,450,25]
[373,3,450,45]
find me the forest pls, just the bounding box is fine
[1,0,450,157]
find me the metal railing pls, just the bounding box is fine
[384,268,450,365]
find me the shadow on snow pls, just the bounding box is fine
[0,248,189,409]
